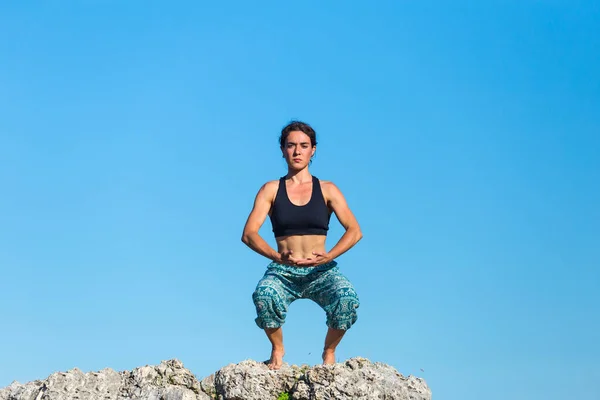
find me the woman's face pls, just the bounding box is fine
[282,130,315,169]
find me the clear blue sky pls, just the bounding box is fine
[1,1,598,399]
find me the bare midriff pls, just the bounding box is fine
[275,234,327,266]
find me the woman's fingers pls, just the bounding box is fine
[282,251,328,266]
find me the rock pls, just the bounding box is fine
[119,359,208,400]
[199,374,216,399]
[0,380,44,400]
[0,360,209,400]
[0,358,430,400]
[213,357,430,400]
[213,360,308,400]
[291,357,431,400]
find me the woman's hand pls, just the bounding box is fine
[294,251,333,266]
[278,250,302,266]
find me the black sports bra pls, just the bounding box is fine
[269,176,331,237]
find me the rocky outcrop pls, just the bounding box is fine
[0,358,431,400]
[0,360,207,400]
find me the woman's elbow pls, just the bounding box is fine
[241,232,251,245]
[350,225,363,242]
[241,230,256,245]
[356,229,363,242]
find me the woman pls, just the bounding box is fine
[241,121,362,370]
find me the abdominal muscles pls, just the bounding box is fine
[275,235,327,261]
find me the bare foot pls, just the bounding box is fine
[322,349,336,365]
[268,348,285,370]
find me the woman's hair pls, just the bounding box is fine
[279,121,317,148]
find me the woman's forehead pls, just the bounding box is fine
[286,130,312,143]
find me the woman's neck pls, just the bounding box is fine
[285,168,312,184]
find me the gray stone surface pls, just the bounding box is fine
[0,360,209,400]
[214,360,308,400]
[213,357,431,400]
[1,357,431,400]
[291,357,431,400]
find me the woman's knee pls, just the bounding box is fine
[252,283,288,329]
[325,288,360,330]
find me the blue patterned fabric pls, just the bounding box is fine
[252,261,360,330]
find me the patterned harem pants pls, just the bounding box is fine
[252,261,359,330]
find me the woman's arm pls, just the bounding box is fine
[241,181,282,263]
[324,181,363,259]
[295,181,362,266]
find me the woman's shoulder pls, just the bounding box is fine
[257,179,281,195]
[315,177,335,188]
[315,178,343,197]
